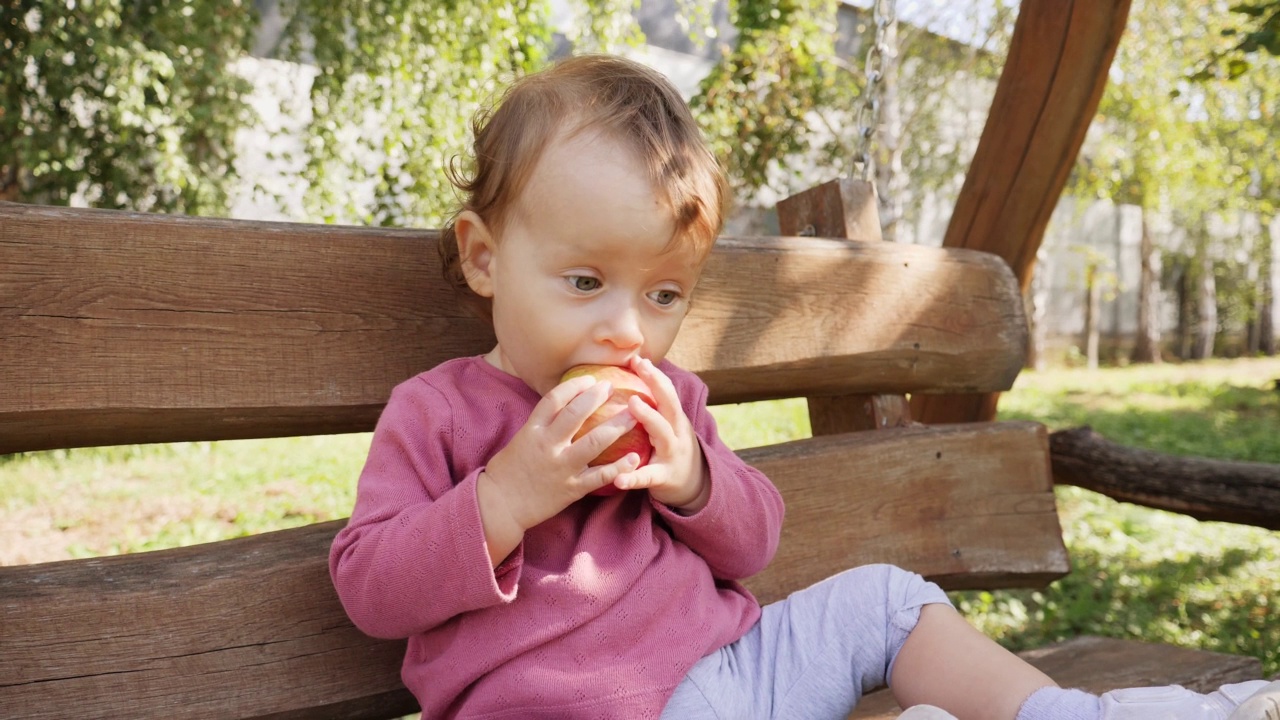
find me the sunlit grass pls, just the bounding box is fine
[965,356,1280,676]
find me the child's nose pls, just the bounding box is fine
[598,303,644,350]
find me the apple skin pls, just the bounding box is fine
[560,364,656,495]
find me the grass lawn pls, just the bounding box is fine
[2,357,1277,675]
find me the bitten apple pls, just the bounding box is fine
[560,364,656,495]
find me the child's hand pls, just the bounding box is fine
[479,374,645,537]
[611,357,709,513]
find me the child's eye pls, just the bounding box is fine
[650,289,681,306]
[568,276,601,292]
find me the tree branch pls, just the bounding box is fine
[1049,426,1280,530]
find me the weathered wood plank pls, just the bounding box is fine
[0,202,1027,454]
[0,521,415,720]
[851,636,1263,718]
[0,422,1062,719]
[914,0,1130,425]
[743,421,1068,605]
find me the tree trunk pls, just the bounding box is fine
[1,158,21,202]
[1027,255,1050,371]
[1050,426,1280,530]
[1085,264,1101,369]
[1194,247,1217,359]
[1244,223,1262,356]
[1264,218,1277,356]
[1176,263,1193,360]
[1131,210,1162,363]
[876,15,904,244]
[1247,259,1262,357]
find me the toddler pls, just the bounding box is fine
[329,53,1277,720]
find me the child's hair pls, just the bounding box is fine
[439,54,729,315]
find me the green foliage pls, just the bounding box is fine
[689,1,1017,211]
[275,0,642,227]
[1070,0,1279,351]
[1,0,258,214]
[1191,1,1280,80]
[689,0,844,194]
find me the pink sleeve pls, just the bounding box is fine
[651,364,785,580]
[329,378,521,639]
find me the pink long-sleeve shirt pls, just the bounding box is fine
[330,356,785,719]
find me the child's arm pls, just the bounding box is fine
[330,375,642,639]
[329,379,519,639]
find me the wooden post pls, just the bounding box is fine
[777,177,913,434]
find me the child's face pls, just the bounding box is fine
[462,130,704,395]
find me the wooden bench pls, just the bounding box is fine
[0,200,1261,719]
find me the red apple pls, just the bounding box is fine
[560,364,656,495]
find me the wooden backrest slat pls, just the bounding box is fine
[0,203,1027,453]
[0,422,1064,720]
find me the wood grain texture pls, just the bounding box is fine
[0,521,415,720]
[741,421,1067,605]
[915,0,1130,425]
[0,203,1027,453]
[851,636,1263,719]
[0,422,1062,719]
[775,177,883,243]
[776,178,914,436]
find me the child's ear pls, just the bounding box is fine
[455,210,496,298]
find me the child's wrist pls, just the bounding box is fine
[671,473,710,515]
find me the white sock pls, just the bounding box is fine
[1016,687,1102,720]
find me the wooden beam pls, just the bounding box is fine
[0,422,1063,719]
[776,178,915,436]
[914,0,1131,425]
[0,203,1028,453]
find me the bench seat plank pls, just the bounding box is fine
[0,521,414,720]
[1,203,1026,454]
[851,636,1264,718]
[743,421,1068,604]
[0,422,1062,719]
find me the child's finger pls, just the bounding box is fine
[630,357,681,422]
[546,379,614,439]
[581,451,642,493]
[532,374,600,423]
[627,393,673,448]
[568,410,638,466]
[612,464,657,491]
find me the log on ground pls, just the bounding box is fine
[1049,426,1280,530]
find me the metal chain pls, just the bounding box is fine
[854,0,897,182]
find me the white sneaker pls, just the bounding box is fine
[1226,680,1280,720]
[1100,681,1272,719]
[897,705,958,720]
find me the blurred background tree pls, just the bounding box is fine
[277,0,582,226]
[1193,0,1280,79]
[1,0,258,214]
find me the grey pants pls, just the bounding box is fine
[661,564,952,720]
